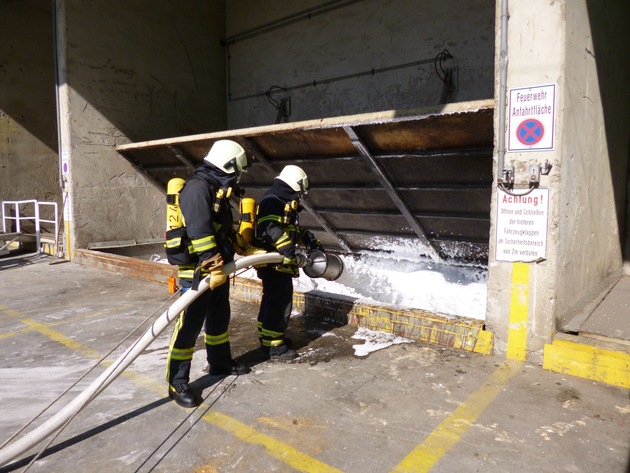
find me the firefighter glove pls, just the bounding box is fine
[209,268,227,290]
[303,230,323,251]
[245,246,267,256]
[282,253,307,268]
[233,232,249,256]
[234,232,267,256]
[197,254,227,290]
[198,253,223,272]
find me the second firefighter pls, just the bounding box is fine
[253,165,323,360]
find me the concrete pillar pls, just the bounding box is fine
[487,0,629,361]
[54,0,74,257]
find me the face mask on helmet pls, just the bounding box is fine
[277,165,309,195]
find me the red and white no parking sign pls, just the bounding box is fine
[508,84,556,152]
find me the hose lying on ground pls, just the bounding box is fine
[0,252,285,468]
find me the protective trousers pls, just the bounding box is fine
[166,281,232,385]
[256,266,294,348]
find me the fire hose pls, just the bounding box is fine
[0,253,289,467]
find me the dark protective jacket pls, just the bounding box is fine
[177,163,237,281]
[254,179,310,275]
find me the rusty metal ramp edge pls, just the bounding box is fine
[73,249,493,355]
[116,100,495,265]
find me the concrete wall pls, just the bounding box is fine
[225,0,496,129]
[59,0,226,248]
[0,1,59,206]
[486,0,630,359]
[555,0,629,325]
[582,0,630,273]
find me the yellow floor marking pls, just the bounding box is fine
[507,263,530,361]
[0,304,136,340]
[204,411,344,473]
[20,319,104,360]
[0,305,21,318]
[544,339,630,389]
[390,361,521,473]
[0,326,32,339]
[6,311,342,473]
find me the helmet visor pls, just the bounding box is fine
[230,153,252,183]
[299,175,309,195]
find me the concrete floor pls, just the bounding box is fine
[0,253,628,473]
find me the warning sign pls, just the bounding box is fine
[496,188,549,262]
[508,84,556,152]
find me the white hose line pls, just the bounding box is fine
[0,252,284,467]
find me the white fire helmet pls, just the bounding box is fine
[203,140,252,176]
[277,165,309,194]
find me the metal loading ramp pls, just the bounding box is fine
[116,99,494,264]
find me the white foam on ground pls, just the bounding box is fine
[351,327,413,357]
[154,237,489,320]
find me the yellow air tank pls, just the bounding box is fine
[166,178,186,230]
[238,197,256,244]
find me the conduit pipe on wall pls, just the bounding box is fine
[497,0,509,184]
[229,55,449,103]
[0,253,285,468]
[223,0,363,103]
[222,0,363,46]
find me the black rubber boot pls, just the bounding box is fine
[168,382,202,408]
[207,341,251,375]
[268,343,299,361]
[208,361,251,376]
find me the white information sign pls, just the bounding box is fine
[508,83,556,151]
[496,188,550,262]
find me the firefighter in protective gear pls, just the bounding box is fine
[166,139,253,408]
[253,165,323,361]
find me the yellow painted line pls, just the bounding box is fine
[0,304,138,340]
[204,410,345,473]
[0,305,32,339]
[21,318,168,393]
[544,339,630,389]
[0,325,33,339]
[10,313,342,472]
[390,361,520,473]
[0,305,21,318]
[20,319,104,359]
[507,263,529,361]
[65,219,72,260]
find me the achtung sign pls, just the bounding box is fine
[496,188,550,262]
[508,83,556,151]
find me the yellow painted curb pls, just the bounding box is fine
[543,338,630,389]
[72,249,494,356]
[235,279,494,355]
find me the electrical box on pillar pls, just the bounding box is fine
[528,164,541,186]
